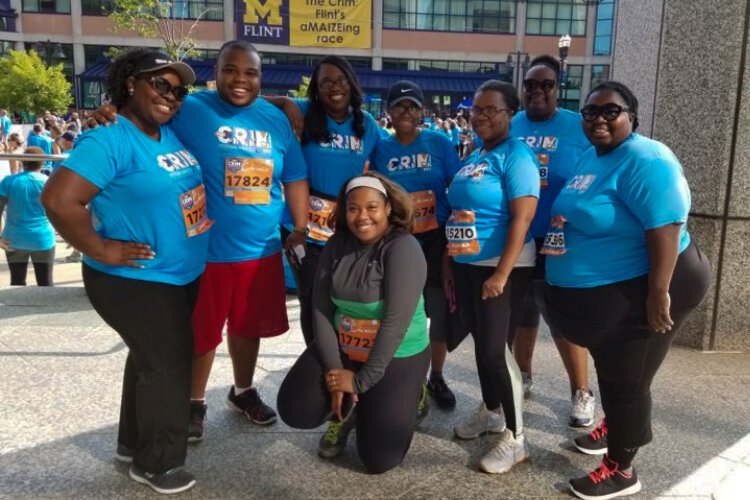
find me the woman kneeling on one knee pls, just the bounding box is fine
[277,172,430,474]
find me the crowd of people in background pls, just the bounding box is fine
[0,43,710,500]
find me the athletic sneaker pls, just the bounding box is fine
[427,375,457,409]
[569,456,642,500]
[318,412,356,459]
[416,383,430,425]
[188,401,207,442]
[454,402,506,440]
[478,428,530,474]
[575,419,608,455]
[521,372,534,397]
[226,386,277,425]
[570,388,596,427]
[129,465,196,495]
[115,443,133,463]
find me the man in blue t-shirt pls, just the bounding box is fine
[26,124,54,174]
[0,109,12,142]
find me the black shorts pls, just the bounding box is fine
[415,228,446,289]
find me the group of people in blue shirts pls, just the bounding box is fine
[35,41,709,500]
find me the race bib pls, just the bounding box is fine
[224,157,273,205]
[307,196,337,242]
[539,215,567,255]
[537,153,549,189]
[410,190,438,234]
[446,209,480,256]
[180,184,213,238]
[338,315,380,363]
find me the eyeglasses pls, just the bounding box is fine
[523,79,557,93]
[580,103,630,122]
[390,103,421,116]
[469,106,510,118]
[142,76,189,101]
[318,77,351,91]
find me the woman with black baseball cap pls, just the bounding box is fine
[42,49,210,494]
[371,80,464,412]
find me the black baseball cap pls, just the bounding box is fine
[61,131,77,142]
[386,80,424,108]
[132,52,195,86]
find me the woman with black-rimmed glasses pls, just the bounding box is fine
[445,80,539,474]
[542,81,710,500]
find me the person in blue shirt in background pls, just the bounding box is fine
[510,55,596,428]
[26,124,54,174]
[542,82,710,500]
[445,80,539,475]
[0,146,56,286]
[42,50,210,494]
[0,109,12,142]
[371,80,462,413]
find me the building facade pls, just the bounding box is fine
[0,0,615,114]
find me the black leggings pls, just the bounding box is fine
[281,227,324,346]
[277,345,430,474]
[544,241,711,449]
[82,264,199,474]
[453,264,533,435]
[5,248,55,286]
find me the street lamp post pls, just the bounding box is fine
[558,34,572,109]
[504,51,531,95]
[35,39,66,67]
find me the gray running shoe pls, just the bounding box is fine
[478,429,530,474]
[129,465,196,495]
[454,402,506,440]
[570,388,596,428]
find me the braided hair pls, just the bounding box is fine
[106,48,155,108]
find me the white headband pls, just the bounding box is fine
[345,176,388,198]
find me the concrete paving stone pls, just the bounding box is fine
[656,456,738,497]
[712,463,750,500]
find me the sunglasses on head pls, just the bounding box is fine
[580,103,629,122]
[523,79,556,92]
[142,75,189,101]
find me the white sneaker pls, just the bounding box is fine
[570,388,596,428]
[521,372,533,397]
[478,429,530,474]
[454,402,506,440]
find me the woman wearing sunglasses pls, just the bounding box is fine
[41,49,211,494]
[445,80,539,474]
[510,55,595,427]
[542,81,710,499]
[370,81,463,412]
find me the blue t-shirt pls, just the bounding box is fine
[512,109,591,238]
[281,98,381,245]
[545,133,692,288]
[169,91,307,262]
[61,116,209,285]
[27,133,54,171]
[0,116,12,136]
[447,137,540,263]
[371,129,462,227]
[0,171,55,251]
[450,127,460,146]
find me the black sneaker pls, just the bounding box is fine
[569,457,642,500]
[416,383,430,425]
[226,386,277,425]
[115,443,133,463]
[188,401,207,442]
[427,375,457,409]
[318,411,356,459]
[129,465,196,495]
[574,419,608,455]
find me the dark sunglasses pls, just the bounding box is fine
[142,76,189,101]
[580,103,630,122]
[523,79,556,92]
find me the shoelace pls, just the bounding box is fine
[418,385,428,411]
[325,421,344,444]
[588,460,617,484]
[589,420,608,440]
[490,435,518,458]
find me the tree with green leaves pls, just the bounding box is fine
[109,0,216,61]
[0,50,72,115]
[291,76,310,98]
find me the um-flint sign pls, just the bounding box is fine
[236,0,372,48]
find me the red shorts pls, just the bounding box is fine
[192,252,289,354]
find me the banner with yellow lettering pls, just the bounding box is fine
[236,0,372,48]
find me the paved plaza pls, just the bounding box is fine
[1,243,748,499]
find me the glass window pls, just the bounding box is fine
[0,40,14,56]
[590,64,610,87]
[81,0,115,15]
[559,64,583,111]
[168,0,223,21]
[381,58,498,74]
[261,53,371,69]
[23,0,71,13]
[594,0,615,56]
[383,0,515,34]
[526,0,588,36]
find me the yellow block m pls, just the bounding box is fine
[243,0,283,25]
